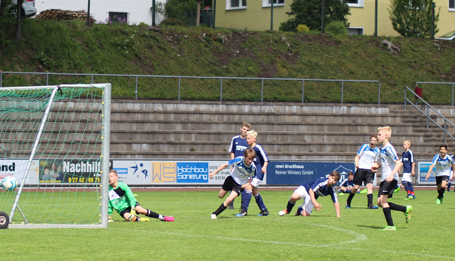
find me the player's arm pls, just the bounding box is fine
[426,164,435,181]
[354,155,360,169]
[241,178,252,190]
[262,161,269,174]
[411,162,416,176]
[387,159,402,182]
[209,163,228,178]
[308,189,321,211]
[333,201,340,217]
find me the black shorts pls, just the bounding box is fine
[119,202,140,217]
[378,180,398,198]
[436,176,449,185]
[353,169,374,186]
[222,175,244,195]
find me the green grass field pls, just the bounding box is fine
[2,188,455,260]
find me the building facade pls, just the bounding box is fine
[214,0,455,37]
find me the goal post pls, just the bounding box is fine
[0,84,110,228]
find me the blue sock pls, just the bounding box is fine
[448,182,452,191]
[254,194,267,210]
[241,190,252,211]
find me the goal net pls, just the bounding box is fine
[0,84,111,228]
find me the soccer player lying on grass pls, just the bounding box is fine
[278,171,341,217]
[108,170,174,223]
[209,148,257,220]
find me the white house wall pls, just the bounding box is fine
[34,0,166,25]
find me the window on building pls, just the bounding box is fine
[263,0,285,7]
[346,0,364,7]
[227,0,247,9]
[449,0,454,10]
[109,12,128,24]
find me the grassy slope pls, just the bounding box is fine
[1,19,455,103]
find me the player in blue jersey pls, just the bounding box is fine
[278,171,341,217]
[346,134,380,209]
[338,172,354,194]
[237,130,270,217]
[209,148,257,219]
[401,140,416,200]
[375,126,412,231]
[425,144,455,204]
[227,122,251,209]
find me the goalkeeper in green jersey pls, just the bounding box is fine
[108,170,174,223]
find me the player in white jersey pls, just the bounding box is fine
[374,126,412,231]
[209,148,257,219]
[346,134,380,209]
[425,144,455,204]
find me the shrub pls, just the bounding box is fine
[296,24,310,33]
[160,18,184,26]
[325,21,348,36]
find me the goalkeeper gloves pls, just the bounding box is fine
[128,207,137,222]
[108,216,114,223]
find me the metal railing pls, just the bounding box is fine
[404,86,455,143]
[416,81,455,105]
[0,71,381,104]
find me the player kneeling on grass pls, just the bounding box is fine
[209,148,257,220]
[279,171,341,218]
[108,170,174,223]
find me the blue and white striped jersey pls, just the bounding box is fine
[357,144,380,169]
[401,150,415,174]
[379,143,400,181]
[339,178,354,188]
[228,135,249,158]
[430,154,455,177]
[228,156,257,185]
[301,177,338,203]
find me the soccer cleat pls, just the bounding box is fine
[405,205,412,223]
[228,205,235,209]
[338,192,345,195]
[404,195,414,200]
[162,216,174,222]
[368,206,379,209]
[257,209,269,217]
[436,198,441,204]
[278,209,289,216]
[440,197,444,204]
[295,207,303,216]
[381,226,397,231]
[359,189,367,194]
[236,209,248,217]
[140,217,150,222]
[211,214,217,220]
[394,186,401,194]
[345,203,351,209]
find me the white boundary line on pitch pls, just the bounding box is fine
[121,221,455,260]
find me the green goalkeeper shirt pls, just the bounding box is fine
[108,182,137,215]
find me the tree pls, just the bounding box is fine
[388,0,440,38]
[15,0,23,42]
[279,0,350,32]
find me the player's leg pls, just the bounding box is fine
[347,169,364,208]
[365,171,378,209]
[238,183,253,217]
[250,178,269,216]
[136,205,173,222]
[296,194,313,217]
[280,187,304,216]
[377,182,396,230]
[212,177,236,219]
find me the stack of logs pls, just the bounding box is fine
[36,9,96,23]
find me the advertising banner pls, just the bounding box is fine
[417,162,434,184]
[267,162,355,186]
[0,160,40,185]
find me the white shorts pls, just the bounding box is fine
[402,173,412,183]
[250,177,262,188]
[294,186,313,215]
